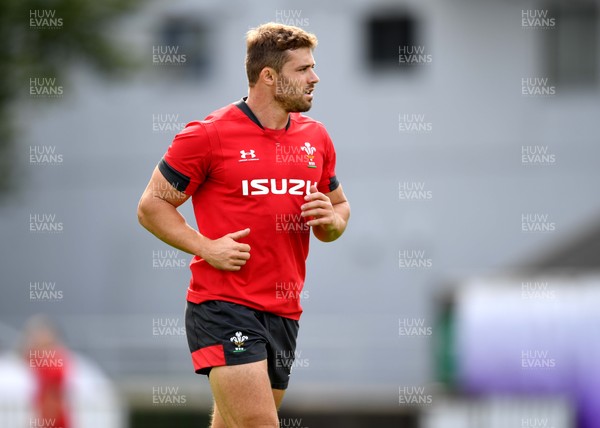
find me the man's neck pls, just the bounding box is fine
[245,92,289,130]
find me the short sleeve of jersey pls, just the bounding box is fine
[158,121,212,195]
[317,126,340,194]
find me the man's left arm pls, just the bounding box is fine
[301,185,350,242]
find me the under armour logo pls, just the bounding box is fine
[239,149,258,162]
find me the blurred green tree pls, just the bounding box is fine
[0,0,143,195]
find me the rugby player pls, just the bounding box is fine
[138,22,350,428]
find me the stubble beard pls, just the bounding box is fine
[274,81,313,113]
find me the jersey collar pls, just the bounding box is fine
[234,97,291,131]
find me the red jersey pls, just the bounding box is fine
[159,99,339,320]
[30,347,70,428]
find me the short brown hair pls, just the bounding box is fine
[245,23,318,86]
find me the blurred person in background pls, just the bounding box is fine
[138,22,350,428]
[21,315,71,428]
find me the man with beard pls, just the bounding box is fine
[138,23,350,428]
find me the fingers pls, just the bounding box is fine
[234,250,251,261]
[227,228,250,241]
[227,229,251,269]
[304,185,321,201]
[227,229,251,253]
[305,216,332,227]
[218,248,251,271]
[204,228,252,271]
[226,228,251,254]
[301,187,336,228]
[302,185,330,212]
[301,194,335,227]
[301,207,331,219]
[301,198,331,216]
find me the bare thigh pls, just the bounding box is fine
[209,360,282,428]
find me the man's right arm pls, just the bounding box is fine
[137,166,251,271]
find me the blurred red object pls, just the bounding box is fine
[23,316,71,428]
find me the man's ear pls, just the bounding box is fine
[259,67,277,87]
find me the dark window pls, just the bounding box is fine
[157,16,211,78]
[366,13,419,70]
[545,3,598,87]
